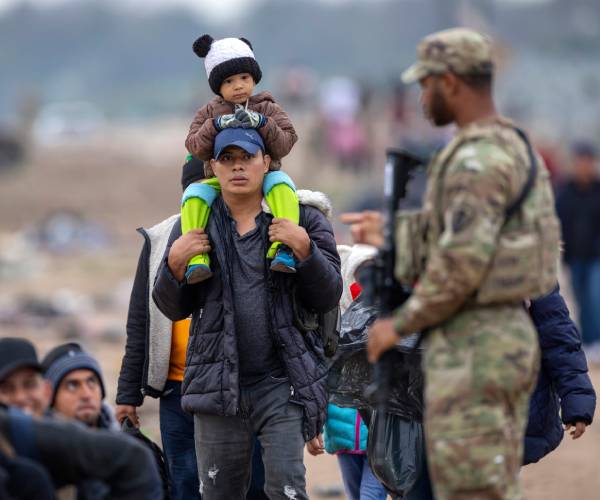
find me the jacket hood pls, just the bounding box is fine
[337,244,378,314]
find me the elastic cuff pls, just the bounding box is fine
[163,256,187,288]
[295,240,317,267]
[115,396,143,407]
[182,182,219,207]
[258,115,267,128]
[213,117,222,131]
[263,171,297,196]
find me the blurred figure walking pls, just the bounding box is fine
[556,142,600,362]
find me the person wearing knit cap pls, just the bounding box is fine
[182,34,300,284]
[42,343,162,497]
[41,342,117,430]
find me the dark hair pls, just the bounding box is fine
[457,72,493,91]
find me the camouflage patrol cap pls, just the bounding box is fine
[402,28,494,84]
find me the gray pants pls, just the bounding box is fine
[194,376,308,500]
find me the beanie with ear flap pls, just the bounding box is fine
[193,34,262,95]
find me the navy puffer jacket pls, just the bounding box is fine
[524,285,596,464]
[153,197,342,441]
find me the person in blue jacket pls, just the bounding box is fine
[324,244,387,500]
[523,284,596,464]
[324,403,387,500]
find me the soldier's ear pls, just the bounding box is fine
[440,72,459,96]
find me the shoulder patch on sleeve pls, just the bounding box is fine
[453,140,512,174]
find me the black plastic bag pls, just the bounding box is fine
[121,417,171,500]
[367,411,424,497]
[327,295,424,420]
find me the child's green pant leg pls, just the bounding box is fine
[263,171,299,258]
[181,177,221,268]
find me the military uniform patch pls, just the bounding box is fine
[451,206,475,233]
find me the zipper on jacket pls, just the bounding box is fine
[137,227,153,398]
[210,202,241,414]
[262,225,291,395]
[354,412,361,452]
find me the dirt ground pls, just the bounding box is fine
[1,120,598,499]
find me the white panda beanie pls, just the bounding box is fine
[193,34,262,95]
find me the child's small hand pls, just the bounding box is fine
[565,421,587,439]
[214,114,243,131]
[234,107,266,129]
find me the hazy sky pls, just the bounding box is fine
[0,0,553,22]
[0,0,255,20]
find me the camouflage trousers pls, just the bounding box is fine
[423,305,539,500]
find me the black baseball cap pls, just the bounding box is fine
[0,337,43,382]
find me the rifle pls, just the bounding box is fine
[359,148,422,405]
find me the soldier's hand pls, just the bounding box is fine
[168,229,212,282]
[339,211,384,248]
[565,421,587,439]
[367,317,399,363]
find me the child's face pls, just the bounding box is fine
[220,73,255,104]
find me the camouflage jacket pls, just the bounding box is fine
[394,116,559,335]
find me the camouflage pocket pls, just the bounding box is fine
[475,212,560,304]
[394,210,427,286]
[475,229,541,304]
[426,405,516,495]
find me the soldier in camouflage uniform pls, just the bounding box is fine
[342,28,560,500]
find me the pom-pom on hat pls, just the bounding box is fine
[193,34,262,95]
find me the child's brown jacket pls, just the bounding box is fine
[186,91,298,166]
